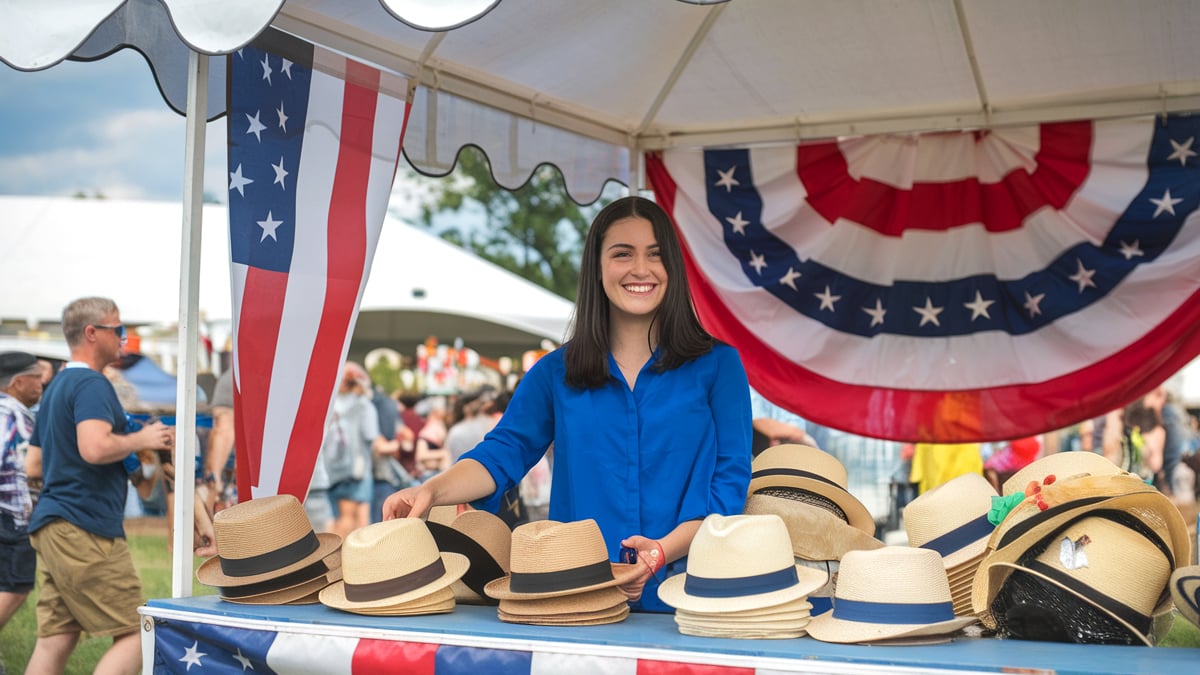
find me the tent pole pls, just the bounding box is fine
[172,48,208,599]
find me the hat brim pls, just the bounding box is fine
[498,585,628,616]
[484,562,642,600]
[939,538,989,571]
[1171,566,1200,630]
[498,605,629,626]
[676,596,813,620]
[677,625,809,639]
[747,478,875,536]
[806,610,976,644]
[197,532,342,587]
[319,552,469,611]
[743,494,883,561]
[219,560,342,605]
[657,564,828,614]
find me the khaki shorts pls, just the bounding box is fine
[30,519,143,638]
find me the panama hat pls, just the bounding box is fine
[320,518,469,613]
[427,509,512,604]
[806,547,977,644]
[197,494,342,589]
[485,519,642,600]
[498,604,631,626]
[1001,451,1123,496]
[743,493,883,562]
[657,514,828,614]
[219,552,343,605]
[498,585,628,617]
[904,473,997,570]
[747,445,874,535]
[982,514,1176,646]
[346,586,457,616]
[1170,565,1200,630]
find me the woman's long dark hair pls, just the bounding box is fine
[564,196,715,388]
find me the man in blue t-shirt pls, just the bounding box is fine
[25,297,174,674]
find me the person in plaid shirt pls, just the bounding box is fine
[0,351,44,644]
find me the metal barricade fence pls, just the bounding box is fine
[811,426,902,532]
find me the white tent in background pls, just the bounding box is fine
[0,195,573,360]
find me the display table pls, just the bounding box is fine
[140,596,1192,674]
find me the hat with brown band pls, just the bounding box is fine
[197,494,342,590]
[319,518,469,614]
[484,519,642,601]
[747,444,875,536]
[426,509,511,605]
[219,552,343,605]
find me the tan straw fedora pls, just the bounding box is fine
[747,444,874,535]
[1001,451,1123,496]
[498,585,628,617]
[320,518,469,613]
[657,514,828,614]
[484,519,642,600]
[904,473,997,570]
[806,547,977,644]
[743,493,883,562]
[219,552,342,605]
[197,494,342,589]
[1170,565,1200,630]
[427,509,512,605]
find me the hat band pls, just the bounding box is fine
[1025,560,1150,632]
[509,559,613,594]
[344,557,447,602]
[218,559,331,598]
[920,513,993,557]
[832,597,956,624]
[219,530,321,578]
[684,566,799,598]
[996,495,1109,549]
[752,467,845,493]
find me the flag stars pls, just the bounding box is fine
[779,267,801,291]
[232,648,254,671]
[180,641,206,671]
[862,298,886,327]
[260,54,273,84]
[964,291,994,321]
[257,211,284,242]
[229,163,254,197]
[815,285,841,311]
[245,110,268,142]
[1068,258,1097,292]
[1024,290,1046,317]
[913,297,944,327]
[1119,240,1145,260]
[277,101,289,132]
[281,58,294,80]
[272,157,289,189]
[1150,188,1182,218]
[1167,136,1196,166]
[726,211,750,235]
[714,166,739,192]
[748,251,767,274]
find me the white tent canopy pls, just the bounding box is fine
[0,195,572,358]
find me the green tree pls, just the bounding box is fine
[400,147,614,301]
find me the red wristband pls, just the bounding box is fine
[650,540,666,573]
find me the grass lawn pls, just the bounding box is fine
[0,522,215,675]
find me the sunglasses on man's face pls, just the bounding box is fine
[92,323,128,344]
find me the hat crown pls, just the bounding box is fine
[451,510,512,573]
[836,547,952,604]
[753,444,849,489]
[341,518,442,585]
[904,473,997,548]
[509,519,608,574]
[686,514,795,579]
[1001,451,1122,496]
[211,494,319,561]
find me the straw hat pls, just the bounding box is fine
[806,547,977,644]
[427,509,512,604]
[498,604,630,626]
[743,493,883,561]
[320,518,469,613]
[219,552,343,605]
[197,494,342,589]
[903,473,997,570]
[484,519,642,600]
[971,473,1190,618]
[1170,565,1200,630]
[747,444,874,535]
[657,514,828,614]
[982,514,1176,646]
[498,585,628,617]
[1000,451,1123,496]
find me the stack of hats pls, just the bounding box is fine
[972,471,1191,645]
[658,513,828,639]
[903,472,998,616]
[320,517,469,615]
[807,547,977,645]
[742,444,881,615]
[425,507,512,605]
[485,519,641,625]
[197,494,342,604]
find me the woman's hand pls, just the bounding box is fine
[616,535,664,601]
[382,484,434,520]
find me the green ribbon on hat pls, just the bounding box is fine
[988,493,1026,526]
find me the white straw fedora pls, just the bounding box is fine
[320,518,468,613]
[197,494,342,590]
[657,514,828,614]
[485,519,642,600]
[1001,451,1123,496]
[806,547,977,644]
[904,473,997,570]
[747,445,875,535]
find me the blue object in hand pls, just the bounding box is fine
[122,452,141,475]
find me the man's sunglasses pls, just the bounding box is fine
[92,323,128,344]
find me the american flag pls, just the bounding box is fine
[226,29,411,500]
[647,115,1200,442]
